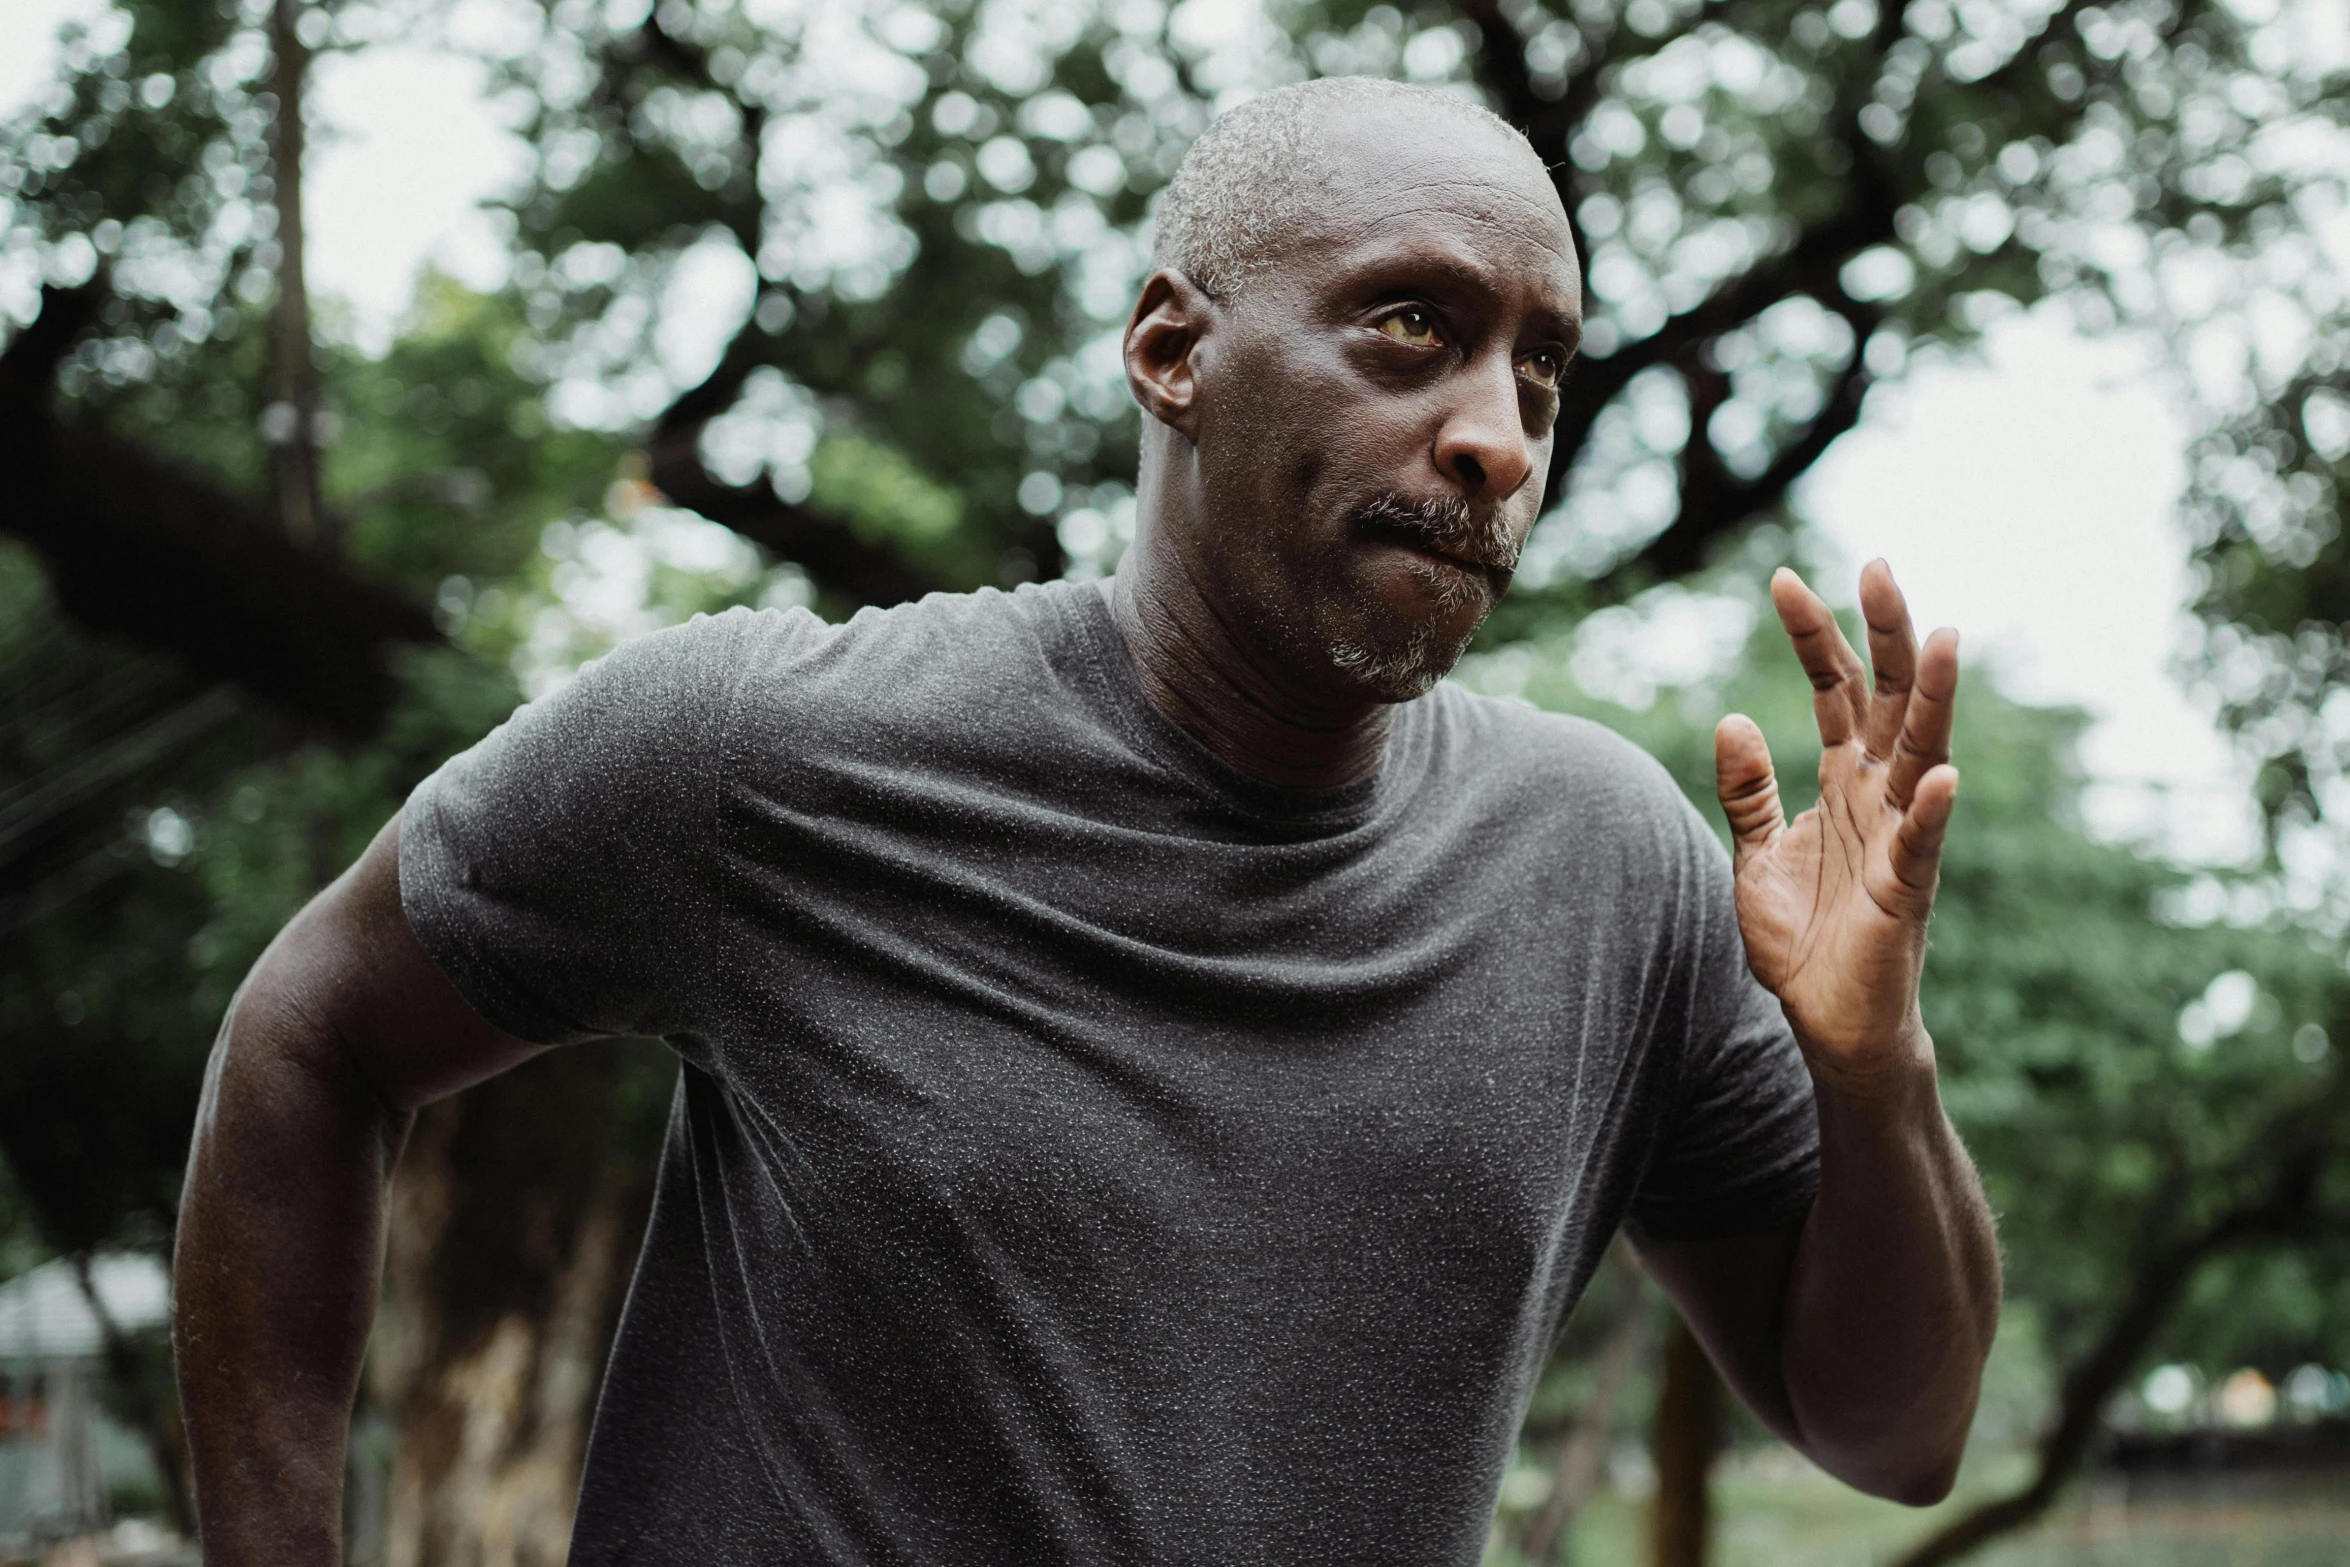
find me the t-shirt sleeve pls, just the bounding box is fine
[1626,796,1820,1243]
[398,610,754,1047]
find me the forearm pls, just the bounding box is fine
[1782,1029,2000,1501]
[175,954,411,1565]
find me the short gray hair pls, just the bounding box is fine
[1152,77,1530,299]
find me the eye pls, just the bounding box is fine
[1517,348,1566,390]
[1375,306,1444,347]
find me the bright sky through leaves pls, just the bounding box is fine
[0,0,2270,864]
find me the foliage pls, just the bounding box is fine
[2186,359,2350,868]
[1485,590,2350,1367]
[450,0,2350,621]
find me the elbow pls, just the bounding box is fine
[1820,1431,1966,1507]
[1793,1384,1976,1506]
[1877,1449,1963,1508]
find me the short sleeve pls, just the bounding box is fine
[398,610,754,1047]
[1626,798,1821,1243]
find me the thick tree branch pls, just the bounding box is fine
[591,16,962,608]
[268,0,328,553]
[1462,0,2120,590]
[1889,1132,2345,1567]
[1635,291,1880,578]
[0,283,440,734]
[630,10,767,259]
[642,424,948,607]
[1545,201,1898,553]
[643,328,951,606]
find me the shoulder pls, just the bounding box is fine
[725,580,1086,727]
[1419,685,1733,933]
[557,583,1050,715]
[1426,682,1704,838]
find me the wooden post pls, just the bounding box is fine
[1649,1313,1721,1567]
[267,0,328,553]
[1520,1244,1649,1565]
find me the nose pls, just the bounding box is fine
[1432,352,1534,503]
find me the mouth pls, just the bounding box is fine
[1354,522,1513,604]
[1380,533,1495,578]
[1347,492,1520,599]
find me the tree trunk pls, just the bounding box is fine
[369,1046,655,1567]
[72,1253,193,1535]
[267,0,328,554]
[1520,1245,1649,1565]
[1648,1313,1720,1567]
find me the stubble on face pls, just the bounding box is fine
[1325,491,1524,699]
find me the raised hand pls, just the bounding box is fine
[1715,562,1960,1085]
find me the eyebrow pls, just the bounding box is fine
[1327,241,1583,347]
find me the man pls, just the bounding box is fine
[176,77,1998,1564]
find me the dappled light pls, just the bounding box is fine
[3,0,2348,1561]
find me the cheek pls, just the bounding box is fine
[1197,336,1445,528]
[1267,391,1440,526]
[1311,371,1451,486]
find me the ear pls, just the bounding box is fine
[1123,268,1214,438]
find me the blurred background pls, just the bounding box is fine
[1,0,2347,1561]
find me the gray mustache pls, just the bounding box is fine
[1351,492,1522,577]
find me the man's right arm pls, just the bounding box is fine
[174,812,545,1565]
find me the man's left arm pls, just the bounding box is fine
[1641,561,2001,1505]
[1642,1061,1999,1502]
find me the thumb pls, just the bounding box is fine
[1715,713,1784,864]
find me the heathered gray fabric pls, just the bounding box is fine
[398,578,1818,1567]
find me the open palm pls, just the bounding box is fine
[1716,564,1960,1078]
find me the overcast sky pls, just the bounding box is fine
[1,0,2262,862]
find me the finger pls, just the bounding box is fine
[1888,627,1960,810]
[1771,568,1868,749]
[1715,713,1785,865]
[1887,763,1958,901]
[1859,560,1919,762]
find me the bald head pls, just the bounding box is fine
[1154,77,1556,299]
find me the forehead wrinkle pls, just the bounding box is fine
[1312,152,1571,259]
[1254,225,1580,349]
[1342,202,1577,269]
[1309,185,1580,296]
[1326,145,1560,211]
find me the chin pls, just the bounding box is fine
[1328,619,1474,702]
[1321,563,1494,700]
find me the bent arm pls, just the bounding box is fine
[174,814,544,1565]
[1640,1040,2000,1504]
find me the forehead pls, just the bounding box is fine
[1277,104,1581,312]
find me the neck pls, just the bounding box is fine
[1103,540,1394,793]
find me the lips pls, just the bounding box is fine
[1349,491,1520,587]
[1393,536,1489,574]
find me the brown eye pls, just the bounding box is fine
[1517,348,1565,389]
[1376,307,1443,347]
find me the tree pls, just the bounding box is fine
[457,0,2339,628]
[2185,359,2350,899]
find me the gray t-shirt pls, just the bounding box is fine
[399,578,1816,1566]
